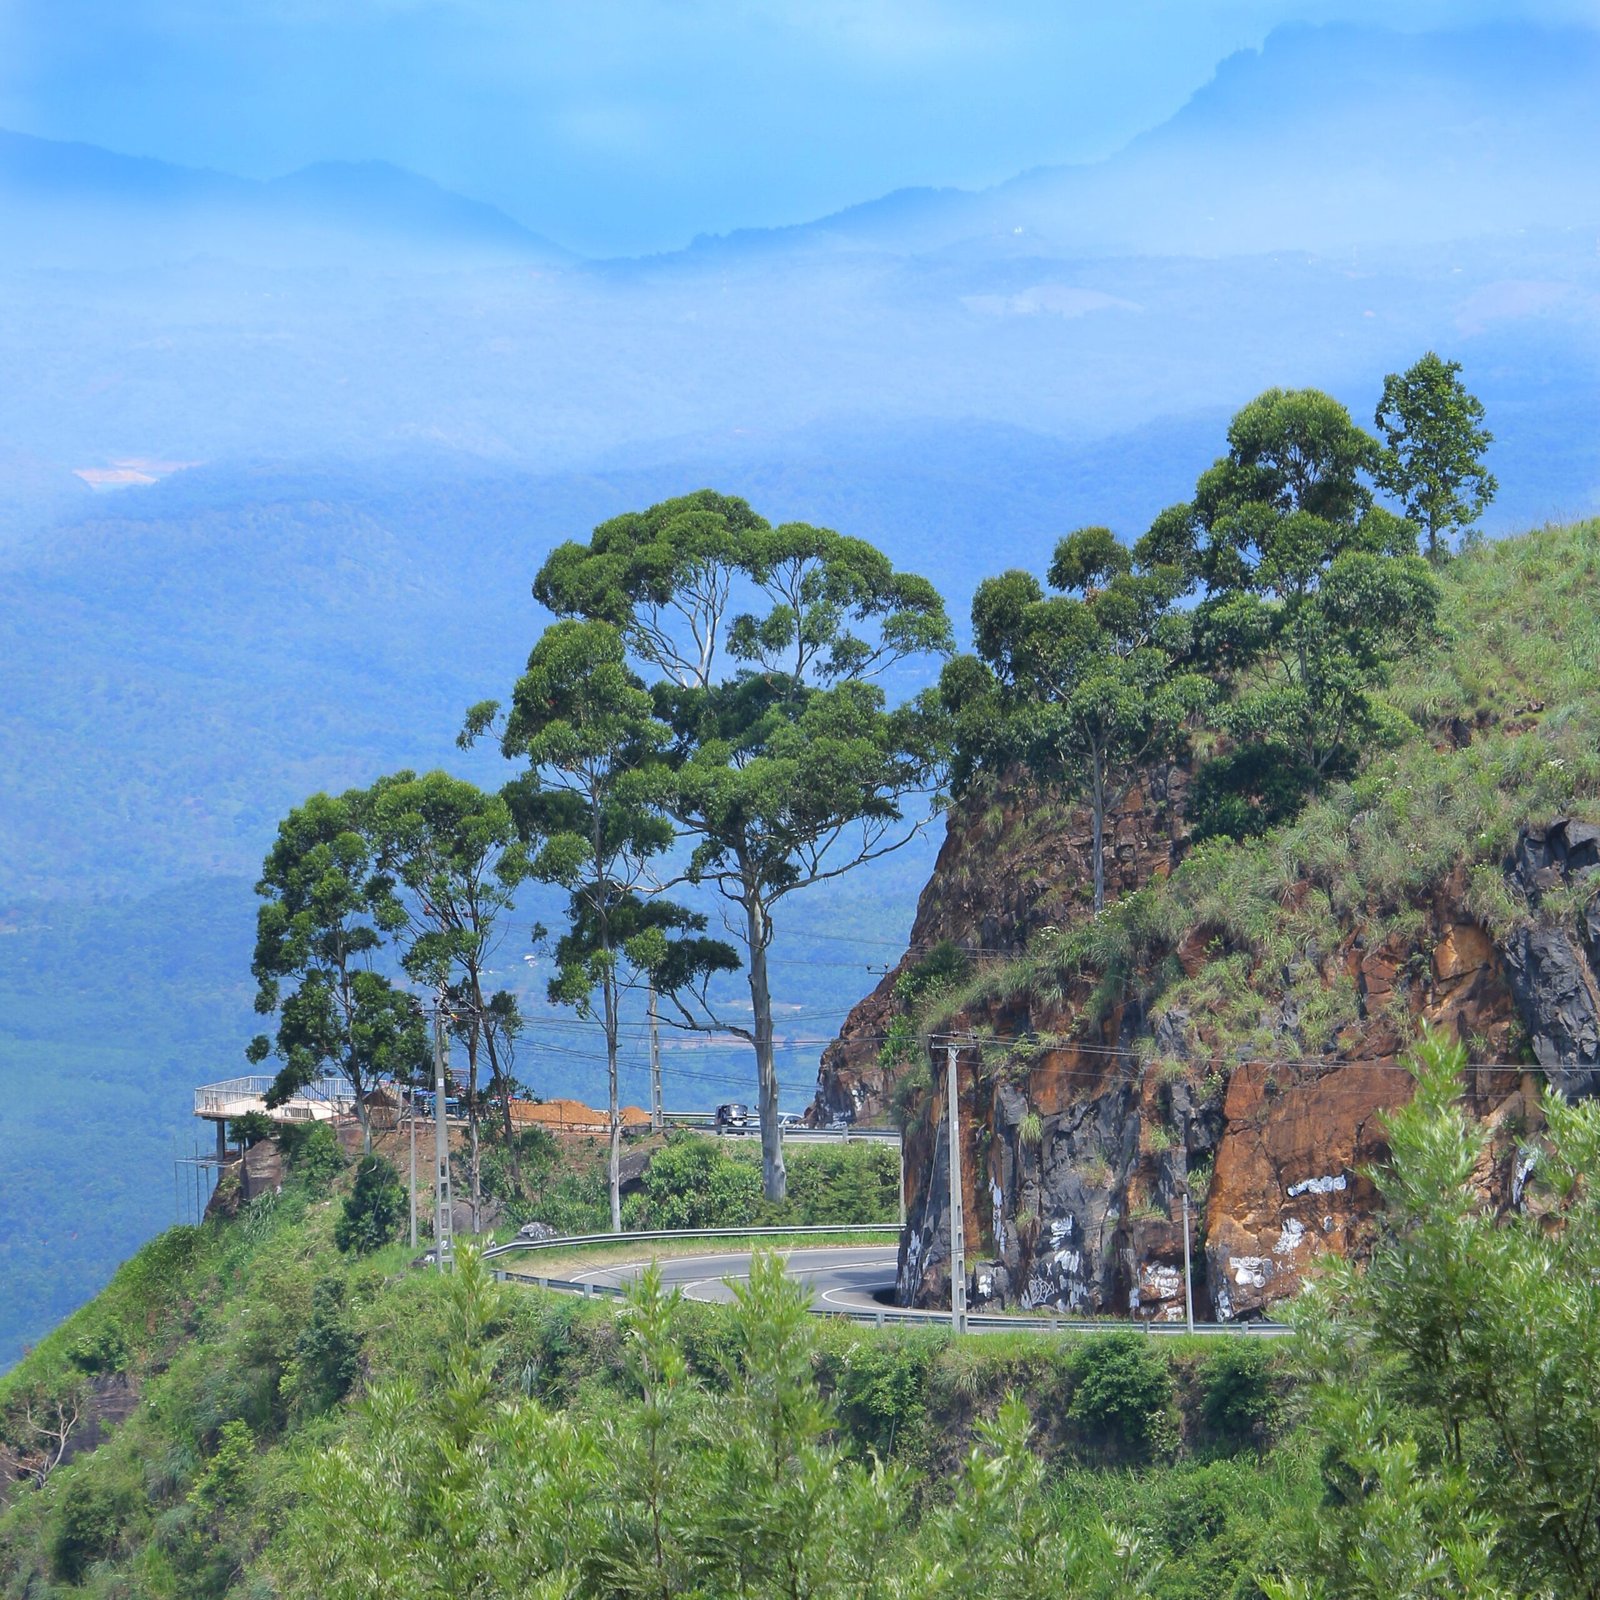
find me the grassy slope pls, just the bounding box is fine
[920,519,1600,1057]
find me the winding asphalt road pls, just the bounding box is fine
[521,1243,1289,1335]
[567,1244,904,1314]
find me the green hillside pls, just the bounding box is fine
[923,513,1600,1046]
[3,1030,1598,1596]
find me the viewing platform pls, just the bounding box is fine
[194,1073,357,1126]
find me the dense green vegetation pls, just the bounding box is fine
[908,514,1600,1059]
[4,1036,1597,1596]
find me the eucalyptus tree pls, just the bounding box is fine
[533,491,952,1201]
[465,618,736,1229]
[247,788,428,1152]
[1374,352,1498,561]
[1143,388,1440,822]
[944,526,1209,914]
[369,769,532,1231]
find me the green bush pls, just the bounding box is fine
[1067,1331,1175,1463]
[69,1320,129,1376]
[277,1121,346,1191]
[228,1111,278,1150]
[1188,743,1319,843]
[1198,1340,1279,1451]
[825,1330,939,1461]
[781,1142,900,1225]
[622,1134,763,1231]
[480,1126,559,1203]
[49,1470,134,1582]
[290,1278,361,1414]
[893,939,972,1005]
[334,1155,406,1254]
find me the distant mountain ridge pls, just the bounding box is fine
[0,127,565,266]
[7,19,1598,274]
[687,21,1600,261]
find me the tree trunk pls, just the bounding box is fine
[466,1024,482,1236]
[342,974,373,1155]
[744,888,787,1203]
[483,1022,523,1193]
[1090,746,1107,915]
[348,1061,373,1154]
[604,963,623,1232]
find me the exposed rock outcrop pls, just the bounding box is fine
[813,768,1188,1125]
[825,784,1598,1321]
[1503,818,1600,1099]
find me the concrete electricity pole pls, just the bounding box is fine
[648,981,663,1133]
[945,1039,967,1334]
[408,1075,418,1252]
[433,1003,454,1272]
[1181,1188,1195,1333]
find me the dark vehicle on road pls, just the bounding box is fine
[714,1102,751,1132]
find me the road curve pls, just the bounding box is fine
[509,1243,1290,1336]
[568,1245,902,1313]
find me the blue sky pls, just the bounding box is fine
[1,0,1590,254]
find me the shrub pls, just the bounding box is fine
[334,1155,406,1254]
[1067,1331,1175,1462]
[289,1278,361,1414]
[1198,1341,1280,1451]
[1189,743,1319,843]
[826,1332,938,1461]
[480,1126,559,1203]
[49,1471,134,1582]
[189,1419,256,1514]
[893,940,973,1006]
[622,1134,762,1231]
[69,1320,129,1376]
[277,1121,346,1191]
[228,1111,277,1149]
[781,1142,900,1225]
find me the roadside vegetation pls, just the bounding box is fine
[4,1035,1597,1597]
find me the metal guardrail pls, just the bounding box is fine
[660,1113,902,1142]
[485,1227,1290,1337]
[483,1223,902,1261]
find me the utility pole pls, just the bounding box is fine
[945,1039,967,1335]
[648,981,663,1133]
[433,1003,454,1272]
[408,1076,418,1252]
[1181,1188,1195,1333]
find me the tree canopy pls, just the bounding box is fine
[1374,352,1497,562]
[529,491,953,1200]
[470,616,737,1226]
[1145,388,1441,834]
[944,526,1209,912]
[247,788,428,1148]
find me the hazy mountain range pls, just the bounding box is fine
[2,17,1598,1366]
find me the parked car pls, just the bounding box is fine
[714,1102,751,1132]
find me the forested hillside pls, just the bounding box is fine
[3,1036,1597,1597]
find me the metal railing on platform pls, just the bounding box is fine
[193,1074,357,1119]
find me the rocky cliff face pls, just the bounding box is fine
[819,781,1600,1320]
[812,767,1188,1126]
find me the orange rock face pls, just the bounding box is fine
[813,768,1188,1126]
[825,769,1581,1321]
